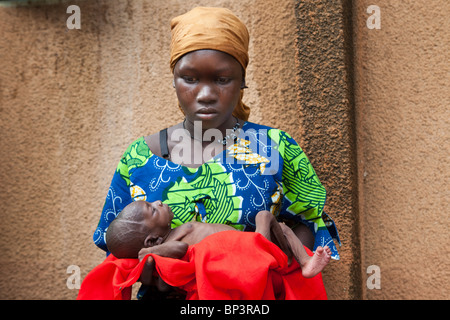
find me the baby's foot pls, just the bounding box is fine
[301,246,331,278]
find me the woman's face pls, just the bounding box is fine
[173,50,244,130]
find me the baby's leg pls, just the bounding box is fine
[278,223,331,278]
[254,211,293,262]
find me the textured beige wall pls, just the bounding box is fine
[353,0,449,299]
[0,0,448,300]
[294,0,360,299]
[0,0,319,299]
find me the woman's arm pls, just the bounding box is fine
[273,129,328,253]
[93,150,134,252]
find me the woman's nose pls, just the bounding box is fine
[197,84,217,104]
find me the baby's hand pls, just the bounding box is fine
[138,247,154,262]
[139,241,188,261]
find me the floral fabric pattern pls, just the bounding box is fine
[93,122,340,260]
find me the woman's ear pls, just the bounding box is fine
[241,77,248,89]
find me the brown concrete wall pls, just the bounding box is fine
[0,0,448,300]
[353,0,449,299]
[293,0,361,300]
[0,0,333,299]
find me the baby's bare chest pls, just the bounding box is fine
[180,222,234,245]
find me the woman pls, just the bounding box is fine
[93,7,340,299]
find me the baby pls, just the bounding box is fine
[106,200,331,278]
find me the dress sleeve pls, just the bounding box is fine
[272,129,341,260]
[92,147,134,253]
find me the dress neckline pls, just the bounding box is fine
[143,121,250,170]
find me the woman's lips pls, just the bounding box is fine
[196,107,217,114]
[196,108,218,119]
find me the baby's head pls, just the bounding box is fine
[106,200,174,259]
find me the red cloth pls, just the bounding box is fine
[77,231,327,300]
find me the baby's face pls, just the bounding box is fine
[138,200,174,235]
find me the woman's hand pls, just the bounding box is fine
[138,241,188,286]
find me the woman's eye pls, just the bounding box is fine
[217,77,231,84]
[182,76,197,83]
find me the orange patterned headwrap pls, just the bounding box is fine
[170,7,250,121]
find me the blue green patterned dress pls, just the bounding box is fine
[93,122,340,260]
